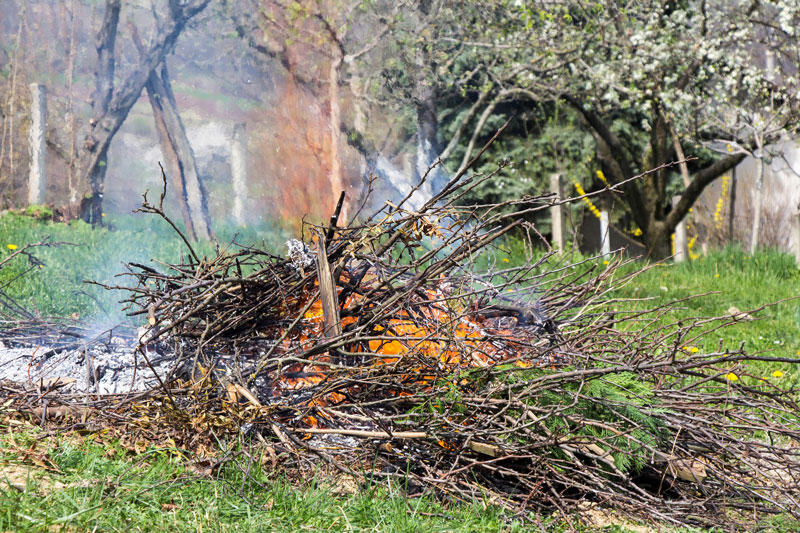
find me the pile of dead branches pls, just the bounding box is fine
[93,159,800,529]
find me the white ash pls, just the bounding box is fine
[286,239,315,270]
[0,337,179,395]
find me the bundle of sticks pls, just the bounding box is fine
[98,160,800,528]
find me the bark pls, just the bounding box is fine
[79,0,119,224]
[665,152,746,231]
[148,77,194,240]
[77,0,211,224]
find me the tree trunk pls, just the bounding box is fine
[160,65,213,240]
[412,34,445,199]
[79,0,119,224]
[146,67,197,240]
[415,86,443,195]
[148,64,213,240]
[129,22,212,240]
[76,0,211,223]
[565,93,747,259]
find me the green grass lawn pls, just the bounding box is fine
[0,214,799,531]
[0,429,527,532]
[0,211,289,324]
[610,245,800,387]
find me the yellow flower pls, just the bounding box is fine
[7,244,17,250]
[683,346,699,353]
[714,273,720,278]
[633,228,642,237]
[772,370,784,378]
[726,373,739,382]
[101,213,106,217]
[596,169,608,185]
[502,258,510,263]
[603,260,609,265]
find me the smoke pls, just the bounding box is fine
[246,77,365,229]
[0,1,444,234]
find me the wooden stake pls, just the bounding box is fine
[793,210,800,268]
[27,84,47,206]
[550,174,565,251]
[315,232,341,338]
[673,196,687,262]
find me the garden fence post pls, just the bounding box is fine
[27,83,47,206]
[728,166,737,242]
[673,196,687,262]
[550,173,565,251]
[600,209,610,256]
[231,122,248,225]
[793,210,800,268]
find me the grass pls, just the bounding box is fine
[480,235,800,388]
[608,245,800,387]
[1,215,799,531]
[0,211,289,324]
[0,428,526,532]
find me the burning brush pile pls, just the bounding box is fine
[28,164,800,527]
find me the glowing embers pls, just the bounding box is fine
[267,276,563,426]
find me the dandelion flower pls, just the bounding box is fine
[7,244,17,250]
[603,260,609,265]
[772,370,784,378]
[502,258,510,263]
[726,373,739,382]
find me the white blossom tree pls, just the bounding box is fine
[433,0,800,256]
